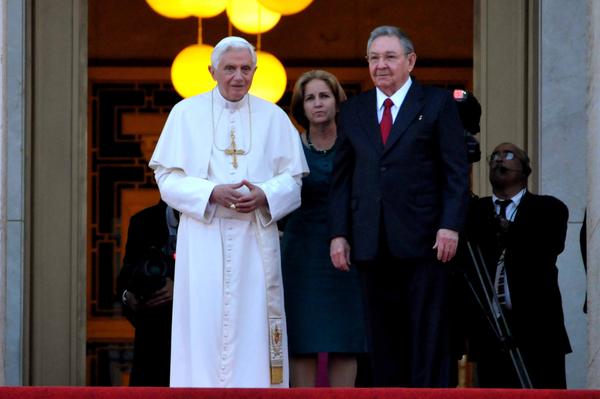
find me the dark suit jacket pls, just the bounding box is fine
[466,192,572,355]
[329,81,469,261]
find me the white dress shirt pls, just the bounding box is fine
[376,77,412,124]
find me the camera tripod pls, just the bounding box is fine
[461,240,533,388]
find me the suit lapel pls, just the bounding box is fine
[512,191,532,227]
[482,197,497,229]
[383,81,425,155]
[357,89,384,153]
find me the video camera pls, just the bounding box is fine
[453,89,482,164]
[128,245,174,300]
[127,206,179,300]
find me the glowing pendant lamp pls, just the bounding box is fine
[226,0,281,34]
[146,0,227,19]
[249,51,287,103]
[189,0,227,17]
[257,0,314,15]
[171,44,215,98]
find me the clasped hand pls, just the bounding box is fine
[144,277,174,308]
[126,277,174,311]
[210,180,267,213]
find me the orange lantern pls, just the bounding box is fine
[226,0,281,34]
[257,0,313,15]
[146,0,226,19]
[249,51,287,103]
[171,44,215,98]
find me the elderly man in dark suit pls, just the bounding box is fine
[329,25,469,387]
[465,142,571,388]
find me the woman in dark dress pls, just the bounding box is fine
[281,70,366,387]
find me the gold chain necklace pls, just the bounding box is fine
[211,90,253,169]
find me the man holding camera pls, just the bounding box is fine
[465,142,571,388]
[117,199,177,386]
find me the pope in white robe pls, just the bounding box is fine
[149,36,308,387]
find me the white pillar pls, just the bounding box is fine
[587,0,600,388]
[540,0,589,388]
[0,0,7,387]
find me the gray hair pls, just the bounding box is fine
[366,25,415,55]
[211,36,257,68]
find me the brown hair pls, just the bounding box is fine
[290,70,347,130]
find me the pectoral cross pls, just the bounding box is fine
[224,128,245,169]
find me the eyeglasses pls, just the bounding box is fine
[366,52,412,65]
[489,150,515,162]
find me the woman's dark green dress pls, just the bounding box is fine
[281,139,366,355]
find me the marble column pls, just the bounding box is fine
[540,0,589,388]
[0,0,6,387]
[588,0,600,388]
[4,0,26,385]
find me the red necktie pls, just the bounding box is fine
[380,98,394,144]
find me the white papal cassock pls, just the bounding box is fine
[149,88,308,387]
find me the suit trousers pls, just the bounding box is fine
[358,240,452,387]
[476,309,567,389]
[477,346,566,388]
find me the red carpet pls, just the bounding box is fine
[0,388,598,399]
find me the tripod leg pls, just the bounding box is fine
[465,241,532,388]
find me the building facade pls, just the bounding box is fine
[0,0,596,387]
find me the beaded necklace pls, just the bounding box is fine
[306,130,335,155]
